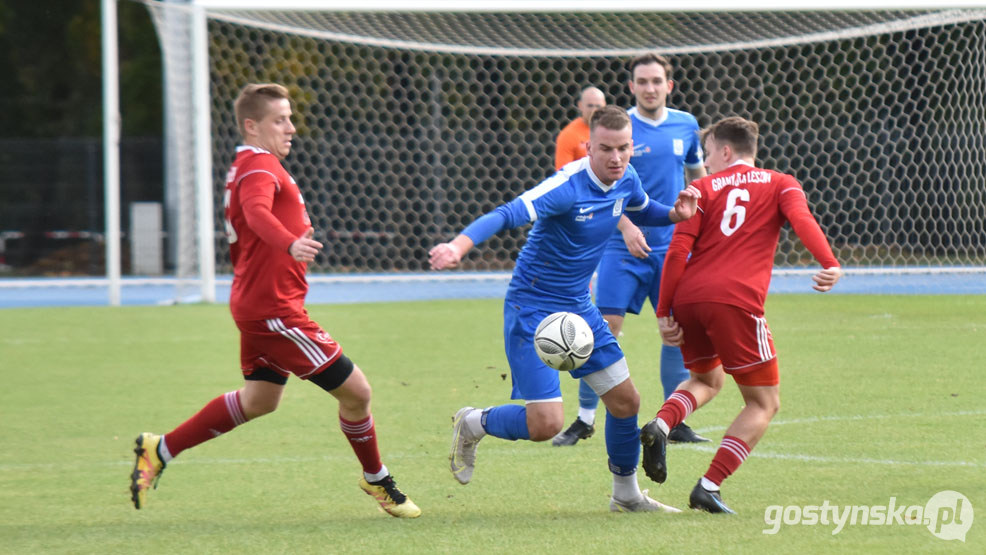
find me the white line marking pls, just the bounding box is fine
[687,409,986,468]
[3,410,982,471]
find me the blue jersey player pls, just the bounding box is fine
[553,54,711,448]
[429,106,700,512]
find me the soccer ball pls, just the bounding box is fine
[533,312,594,371]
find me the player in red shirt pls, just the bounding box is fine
[129,83,420,518]
[638,116,842,513]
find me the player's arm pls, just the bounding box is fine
[625,185,701,227]
[779,183,842,292]
[239,174,323,262]
[654,219,699,345]
[685,165,707,183]
[617,215,650,259]
[684,122,706,183]
[655,225,697,346]
[429,198,531,270]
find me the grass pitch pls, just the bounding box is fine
[1,295,984,553]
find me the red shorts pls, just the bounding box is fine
[672,302,779,387]
[236,312,342,380]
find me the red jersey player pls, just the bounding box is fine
[129,83,420,518]
[638,116,842,514]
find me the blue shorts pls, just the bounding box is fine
[503,301,624,401]
[594,250,665,316]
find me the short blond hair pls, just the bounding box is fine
[589,105,631,133]
[234,83,290,138]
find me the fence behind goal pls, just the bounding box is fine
[144,2,986,297]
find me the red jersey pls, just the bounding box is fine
[224,146,311,321]
[657,161,839,317]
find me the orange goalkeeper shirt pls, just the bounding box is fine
[554,117,590,170]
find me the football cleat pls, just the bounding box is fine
[449,407,482,485]
[610,490,682,513]
[668,422,711,444]
[689,480,736,514]
[359,475,421,518]
[639,418,668,484]
[551,418,595,446]
[130,432,166,510]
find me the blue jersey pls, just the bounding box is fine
[463,159,652,312]
[604,107,703,253]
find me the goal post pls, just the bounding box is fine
[137,0,986,300]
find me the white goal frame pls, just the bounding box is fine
[97,0,986,305]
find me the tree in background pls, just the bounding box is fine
[0,0,161,138]
[0,0,162,274]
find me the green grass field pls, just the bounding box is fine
[1,295,984,553]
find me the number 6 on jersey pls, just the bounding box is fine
[720,187,749,237]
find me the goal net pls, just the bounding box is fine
[144,1,986,294]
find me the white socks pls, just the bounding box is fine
[158,436,174,464]
[364,464,390,483]
[655,417,670,436]
[464,408,487,439]
[578,407,596,426]
[612,472,643,502]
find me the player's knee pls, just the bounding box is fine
[240,392,280,419]
[748,391,780,419]
[606,388,640,419]
[767,395,780,418]
[615,398,640,419]
[240,369,286,419]
[529,420,563,441]
[527,411,564,441]
[698,368,724,393]
[320,360,373,416]
[310,355,358,393]
[344,374,372,406]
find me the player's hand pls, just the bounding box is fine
[812,266,842,292]
[429,242,463,270]
[658,316,684,346]
[670,185,701,222]
[289,227,323,262]
[620,221,650,259]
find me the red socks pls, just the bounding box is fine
[163,391,247,457]
[340,415,383,475]
[659,391,753,488]
[159,393,384,477]
[704,435,751,486]
[656,390,698,429]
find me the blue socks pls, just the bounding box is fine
[660,345,687,401]
[605,411,640,476]
[481,404,640,477]
[481,404,531,441]
[578,378,600,410]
